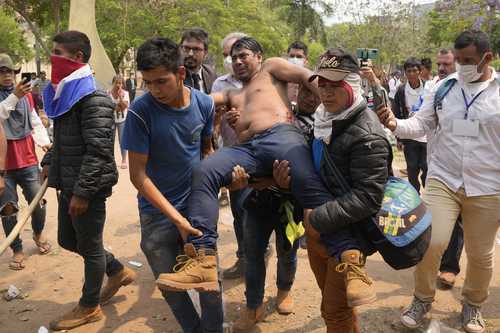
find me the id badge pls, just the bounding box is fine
[452,119,479,137]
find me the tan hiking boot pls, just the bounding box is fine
[233,305,265,332]
[156,243,219,292]
[276,289,293,314]
[336,250,376,307]
[100,266,137,304]
[49,304,103,331]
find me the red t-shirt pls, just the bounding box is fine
[6,135,38,170]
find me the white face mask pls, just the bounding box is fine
[288,57,305,67]
[223,56,233,75]
[456,56,485,83]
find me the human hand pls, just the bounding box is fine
[41,144,52,152]
[273,160,290,189]
[360,66,377,84]
[176,217,203,242]
[228,165,249,191]
[41,165,49,180]
[226,108,240,129]
[69,195,89,219]
[14,81,32,99]
[375,105,397,131]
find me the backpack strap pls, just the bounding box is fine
[433,78,457,112]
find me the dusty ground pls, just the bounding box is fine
[0,147,499,333]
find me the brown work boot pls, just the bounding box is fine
[276,289,293,315]
[233,304,265,332]
[156,243,219,292]
[100,266,137,304]
[49,304,103,331]
[336,250,376,307]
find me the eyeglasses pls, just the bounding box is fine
[181,45,205,55]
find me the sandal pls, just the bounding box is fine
[33,236,52,255]
[9,252,25,270]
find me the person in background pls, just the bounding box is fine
[181,28,217,94]
[388,70,401,106]
[420,57,433,82]
[0,53,51,271]
[286,41,309,106]
[108,74,129,169]
[393,58,427,194]
[125,72,137,102]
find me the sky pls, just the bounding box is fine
[324,0,437,25]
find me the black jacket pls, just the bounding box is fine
[41,91,118,198]
[184,64,217,94]
[309,102,392,234]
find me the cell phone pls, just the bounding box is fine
[21,73,31,85]
[356,48,379,67]
[372,85,389,110]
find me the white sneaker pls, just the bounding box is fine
[400,297,431,329]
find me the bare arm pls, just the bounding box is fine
[210,90,230,107]
[263,57,320,98]
[129,151,202,240]
[201,136,213,159]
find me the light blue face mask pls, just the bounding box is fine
[288,57,305,67]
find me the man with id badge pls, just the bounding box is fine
[376,30,500,333]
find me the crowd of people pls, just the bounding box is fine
[0,26,499,333]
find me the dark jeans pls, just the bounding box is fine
[140,212,223,333]
[186,124,359,255]
[58,192,124,307]
[1,165,46,253]
[230,189,249,259]
[403,140,427,194]
[244,195,299,309]
[440,217,464,275]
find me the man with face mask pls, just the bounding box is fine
[40,31,135,331]
[286,41,309,106]
[377,29,500,333]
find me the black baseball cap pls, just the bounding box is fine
[309,48,360,82]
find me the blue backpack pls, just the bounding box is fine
[434,75,500,111]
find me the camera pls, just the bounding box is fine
[356,48,379,67]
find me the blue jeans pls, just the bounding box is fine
[186,124,359,254]
[116,121,127,161]
[1,165,46,253]
[139,212,224,333]
[230,189,250,259]
[243,191,299,309]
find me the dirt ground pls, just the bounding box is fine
[1,147,499,333]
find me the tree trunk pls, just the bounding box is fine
[54,0,61,34]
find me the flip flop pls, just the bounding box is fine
[9,254,25,270]
[33,237,52,255]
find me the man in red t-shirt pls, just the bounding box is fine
[0,53,51,270]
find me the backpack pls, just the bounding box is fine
[321,141,432,270]
[433,75,500,111]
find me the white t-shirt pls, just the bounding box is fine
[404,81,426,143]
[108,89,130,123]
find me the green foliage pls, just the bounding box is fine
[95,0,293,71]
[0,8,33,62]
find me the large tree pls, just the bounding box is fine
[0,8,33,62]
